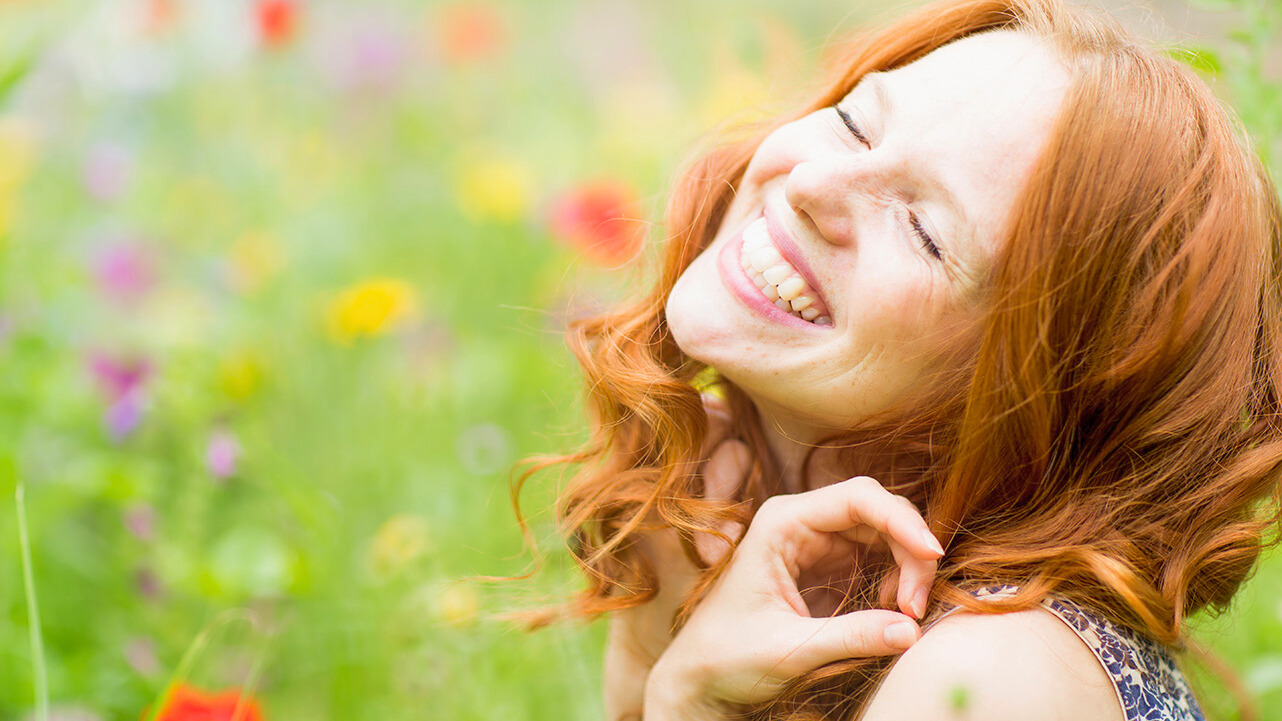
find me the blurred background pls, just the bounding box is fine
[0,0,1276,719]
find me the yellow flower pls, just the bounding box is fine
[436,581,479,628]
[219,351,265,401]
[0,116,39,242]
[0,117,38,192]
[454,153,531,224]
[368,514,431,579]
[326,278,419,344]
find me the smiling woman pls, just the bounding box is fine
[514,0,1282,719]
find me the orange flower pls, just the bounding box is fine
[255,0,299,48]
[142,0,180,37]
[147,684,264,721]
[549,181,646,266]
[436,4,507,65]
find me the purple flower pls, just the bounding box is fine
[105,392,146,442]
[312,11,410,94]
[88,353,152,441]
[92,241,155,305]
[206,428,240,480]
[136,566,162,600]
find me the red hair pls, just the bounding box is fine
[514,0,1282,717]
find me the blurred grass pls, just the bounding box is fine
[0,0,1276,720]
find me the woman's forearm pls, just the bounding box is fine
[604,618,655,721]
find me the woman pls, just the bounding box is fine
[516,0,1282,718]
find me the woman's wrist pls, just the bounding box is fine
[643,656,725,721]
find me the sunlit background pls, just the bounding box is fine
[0,0,1277,719]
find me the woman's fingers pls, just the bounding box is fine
[744,476,943,618]
[884,535,938,618]
[778,610,922,675]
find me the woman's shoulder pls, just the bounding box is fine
[861,603,1126,721]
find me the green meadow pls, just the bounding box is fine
[0,1,1278,719]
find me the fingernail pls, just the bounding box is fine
[884,621,917,650]
[920,528,945,556]
[914,587,930,618]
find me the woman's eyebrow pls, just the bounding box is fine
[863,71,971,248]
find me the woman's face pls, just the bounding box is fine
[666,30,1070,439]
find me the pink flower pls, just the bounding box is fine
[83,143,134,202]
[92,241,155,304]
[549,181,647,266]
[206,428,240,480]
[318,16,409,93]
[88,353,152,402]
[124,505,156,541]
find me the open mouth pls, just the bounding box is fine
[738,217,832,325]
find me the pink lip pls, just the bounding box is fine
[764,205,827,309]
[717,217,833,331]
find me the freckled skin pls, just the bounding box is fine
[666,30,1070,446]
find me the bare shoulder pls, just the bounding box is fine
[861,606,1125,721]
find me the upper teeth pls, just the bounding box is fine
[739,219,831,325]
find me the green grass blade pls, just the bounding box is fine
[16,482,48,721]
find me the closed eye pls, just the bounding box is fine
[910,212,944,261]
[833,105,870,148]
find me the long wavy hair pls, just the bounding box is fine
[513,0,1282,717]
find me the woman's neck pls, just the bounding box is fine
[749,396,920,496]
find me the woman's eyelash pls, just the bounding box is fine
[833,104,943,262]
[910,212,943,261]
[833,105,869,146]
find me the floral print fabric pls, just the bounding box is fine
[948,586,1206,721]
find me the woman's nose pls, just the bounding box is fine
[783,158,878,247]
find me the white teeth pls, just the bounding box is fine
[762,265,791,285]
[776,276,805,301]
[737,219,830,325]
[749,247,781,273]
[743,219,770,249]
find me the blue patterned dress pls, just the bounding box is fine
[935,586,1206,721]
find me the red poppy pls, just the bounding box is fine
[147,684,264,721]
[436,4,507,65]
[255,0,299,48]
[549,181,647,266]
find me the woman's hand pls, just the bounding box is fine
[642,476,945,719]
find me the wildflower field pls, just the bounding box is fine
[0,1,1278,720]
